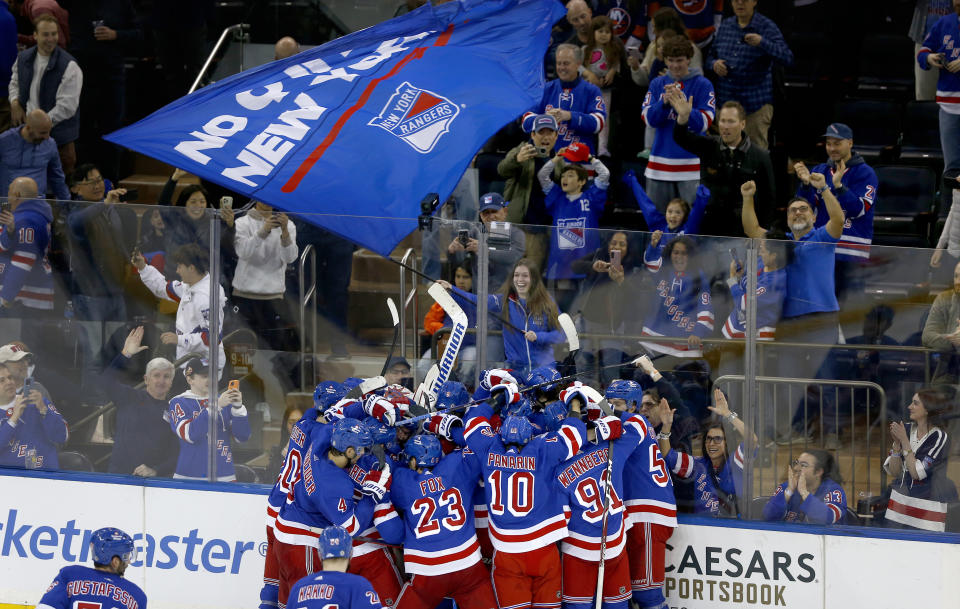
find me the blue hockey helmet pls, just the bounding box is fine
[342,377,364,390]
[503,396,533,419]
[605,379,642,411]
[500,415,533,447]
[317,526,353,560]
[363,417,397,445]
[402,433,443,469]
[330,417,372,453]
[436,380,470,410]
[542,401,568,432]
[90,527,137,566]
[314,381,346,410]
[526,365,562,393]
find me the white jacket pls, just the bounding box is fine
[139,265,226,372]
[937,190,960,258]
[232,212,298,296]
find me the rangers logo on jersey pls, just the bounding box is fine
[368,81,461,153]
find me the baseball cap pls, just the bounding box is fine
[0,344,31,363]
[183,357,210,376]
[479,192,509,213]
[386,356,411,372]
[532,114,558,132]
[562,141,591,163]
[822,123,853,140]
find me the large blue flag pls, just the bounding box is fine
[106,0,564,256]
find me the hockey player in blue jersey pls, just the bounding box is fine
[537,143,610,284]
[288,526,384,609]
[763,449,848,525]
[556,407,646,609]
[391,433,497,609]
[166,357,250,481]
[36,527,147,609]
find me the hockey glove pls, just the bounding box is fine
[361,463,392,502]
[363,395,398,426]
[480,368,518,392]
[422,413,464,440]
[593,415,623,441]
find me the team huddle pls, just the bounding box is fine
[262,361,681,609]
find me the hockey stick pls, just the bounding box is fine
[595,438,616,609]
[412,282,468,415]
[557,312,579,376]
[380,298,401,377]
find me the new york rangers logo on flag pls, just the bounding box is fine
[368,81,460,153]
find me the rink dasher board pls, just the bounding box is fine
[1,469,959,608]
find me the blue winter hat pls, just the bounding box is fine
[822,123,853,140]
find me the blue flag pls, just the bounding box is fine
[105,0,565,256]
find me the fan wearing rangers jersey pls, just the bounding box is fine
[641,36,715,212]
[555,412,646,609]
[918,3,960,175]
[605,382,677,609]
[462,389,587,609]
[166,357,250,481]
[273,418,388,609]
[762,449,847,525]
[720,239,786,341]
[391,434,497,609]
[288,526,384,609]
[521,44,607,154]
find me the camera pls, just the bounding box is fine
[536,145,550,157]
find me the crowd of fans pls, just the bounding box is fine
[0,0,958,537]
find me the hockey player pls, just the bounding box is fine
[463,385,587,609]
[391,433,497,609]
[607,381,678,609]
[35,527,147,609]
[273,418,389,609]
[537,143,611,283]
[288,526,384,609]
[166,357,250,481]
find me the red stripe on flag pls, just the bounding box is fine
[282,24,456,193]
[887,498,947,523]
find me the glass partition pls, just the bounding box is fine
[4,190,955,540]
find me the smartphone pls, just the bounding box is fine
[220,196,233,210]
[458,229,470,247]
[0,200,10,213]
[119,188,138,202]
[228,379,240,391]
[609,249,622,271]
[729,248,742,273]
[22,377,33,396]
[626,46,641,60]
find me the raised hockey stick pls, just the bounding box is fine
[557,312,579,376]
[595,437,616,609]
[412,282,469,415]
[380,298,401,377]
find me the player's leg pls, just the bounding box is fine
[349,548,403,607]
[600,552,631,609]
[560,552,597,609]
[491,549,534,609]
[628,523,672,609]
[450,562,498,609]
[259,526,280,609]
[275,540,321,609]
[530,545,563,609]
[395,574,445,609]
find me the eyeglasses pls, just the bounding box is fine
[640,401,657,408]
[705,436,725,444]
[791,460,813,469]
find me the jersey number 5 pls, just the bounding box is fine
[649,444,669,487]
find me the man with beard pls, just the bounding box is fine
[922,260,960,383]
[741,174,843,444]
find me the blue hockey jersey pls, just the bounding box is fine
[918,13,960,114]
[555,418,646,561]
[37,564,147,609]
[266,408,321,527]
[538,157,610,281]
[521,77,607,153]
[167,390,250,480]
[0,198,54,309]
[0,397,67,469]
[391,447,483,575]
[288,571,382,609]
[463,402,586,553]
[640,254,713,357]
[762,478,847,525]
[620,413,677,528]
[274,440,375,548]
[796,154,877,261]
[665,444,745,517]
[642,70,716,182]
[721,265,786,340]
